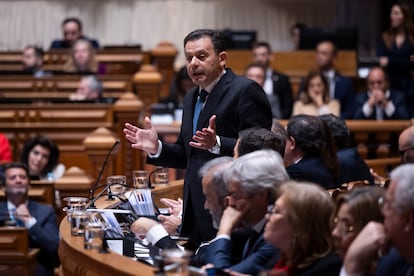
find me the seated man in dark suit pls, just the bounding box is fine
[284,114,339,189]
[50,17,99,49]
[203,150,288,275]
[319,114,374,186]
[298,40,355,119]
[398,125,414,164]
[0,162,59,276]
[22,45,52,78]
[353,67,409,120]
[252,42,293,119]
[69,75,103,102]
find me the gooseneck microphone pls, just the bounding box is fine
[88,140,120,208]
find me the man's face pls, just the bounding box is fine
[22,48,40,71]
[63,21,81,46]
[227,180,266,226]
[381,180,406,252]
[76,78,98,100]
[184,36,226,89]
[367,69,387,92]
[202,173,225,229]
[252,46,271,68]
[73,41,91,68]
[316,42,335,70]
[245,66,265,87]
[4,167,29,196]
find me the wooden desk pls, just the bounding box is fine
[59,218,154,276]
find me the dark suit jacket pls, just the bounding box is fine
[272,71,293,119]
[203,229,279,275]
[49,36,100,49]
[298,72,355,119]
[0,200,59,276]
[332,73,355,119]
[337,148,375,186]
[286,157,338,189]
[293,252,342,276]
[376,247,413,276]
[353,89,409,120]
[147,69,272,249]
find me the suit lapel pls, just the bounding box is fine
[197,70,235,131]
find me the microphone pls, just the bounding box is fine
[88,140,121,208]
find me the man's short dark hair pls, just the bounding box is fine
[62,17,82,31]
[0,162,30,186]
[184,29,226,54]
[253,41,272,53]
[237,127,286,157]
[244,63,266,75]
[317,40,338,55]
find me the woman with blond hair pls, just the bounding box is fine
[264,181,342,275]
[64,38,105,74]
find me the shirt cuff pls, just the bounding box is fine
[146,223,169,245]
[384,101,395,117]
[208,136,221,155]
[25,217,37,229]
[362,102,373,117]
[210,234,231,243]
[339,266,364,276]
[148,140,162,158]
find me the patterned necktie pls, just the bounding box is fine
[10,207,24,227]
[193,89,208,134]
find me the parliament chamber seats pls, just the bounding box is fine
[0,227,39,276]
[226,49,357,97]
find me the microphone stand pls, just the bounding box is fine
[88,140,120,208]
[147,167,164,189]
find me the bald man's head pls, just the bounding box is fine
[399,125,414,163]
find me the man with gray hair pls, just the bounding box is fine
[69,75,103,101]
[398,125,414,164]
[203,149,288,275]
[131,156,233,250]
[341,164,414,275]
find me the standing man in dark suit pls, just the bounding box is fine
[124,29,272,250]
[354,67,409,120]
[0,162,59,276]
[252,42,293,119]
[301,40,355,119]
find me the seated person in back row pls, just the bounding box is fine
[0,162,59,276]
[353,66,409,120]
[70,75,103,101]
[63,39,106,74]
[22,45,51,78]
[50,17,99,49]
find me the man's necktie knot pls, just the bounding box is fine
[199,89,208,103]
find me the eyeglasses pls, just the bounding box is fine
[378,196,397,213]
[332,217,354,235]
[399,146,414,158]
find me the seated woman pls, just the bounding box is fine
[264,181,342,275]
[332,186,384,259]
[20,135,65,180]
[293,71,340,116]
[63,38,105,74]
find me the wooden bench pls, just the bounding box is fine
[0,227,39,276]
[0,93,144,183]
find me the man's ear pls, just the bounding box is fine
[403,211,414,232]
[288,136,296,150]
[219,51,227,63]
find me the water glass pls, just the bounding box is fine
[160,249,192,276]
[133,170,149,189]
[84,221,105,250]
[107,175,127,195]
[154,167,169,185]
[70,210,88,236]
